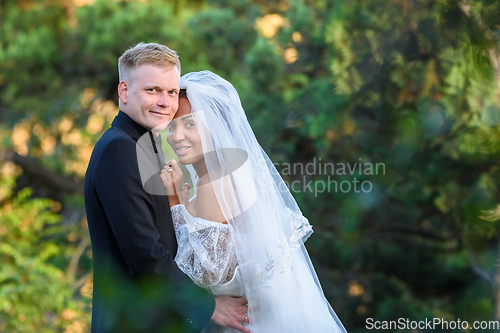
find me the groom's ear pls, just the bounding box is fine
[118,81,128,104]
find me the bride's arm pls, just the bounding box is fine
[172,204,238,287]
[171,174,238,287]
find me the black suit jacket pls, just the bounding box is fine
[85,111,214,332]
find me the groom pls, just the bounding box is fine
[85,43,250,333]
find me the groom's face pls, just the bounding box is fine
[118,64,180,131]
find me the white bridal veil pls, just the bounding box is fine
[179,71,347,333]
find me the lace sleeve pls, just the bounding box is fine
[171,204,238,287]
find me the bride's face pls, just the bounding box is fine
[166,97,204,165]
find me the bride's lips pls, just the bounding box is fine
[174,145,192,156]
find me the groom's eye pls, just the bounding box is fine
[146,88,156,93]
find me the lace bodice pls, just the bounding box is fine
[171,204,238,288]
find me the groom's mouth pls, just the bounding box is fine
[174,145,192,156]
[150,110,169,117]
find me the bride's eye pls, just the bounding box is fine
[186,122,196,128]
[167,122,175,131]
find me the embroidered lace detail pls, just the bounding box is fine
[287,208,313,244]
[242,246,275,298]
[171,204,238,287]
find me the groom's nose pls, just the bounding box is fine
[156,91,170,108]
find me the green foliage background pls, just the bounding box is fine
[1,0,500,331]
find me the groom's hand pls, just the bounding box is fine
[211,295,251,333]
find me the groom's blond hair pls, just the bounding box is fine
[118,42,180,83]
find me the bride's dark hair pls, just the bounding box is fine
[180,85,232,134]
[179,88,187,99]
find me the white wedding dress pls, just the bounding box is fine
[169,70,347,333]
[171,204,247,333]
[171,203,343,333]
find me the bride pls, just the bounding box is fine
[160,71,347,333]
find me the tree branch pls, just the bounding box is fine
[1,149,84,194]
[73,272,92,290]
[67,236,90,281]
[467,249,495,289]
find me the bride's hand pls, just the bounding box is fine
[160,160,183,206]
[179,182,191,206]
